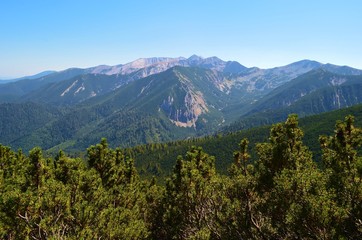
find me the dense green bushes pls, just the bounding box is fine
[0,115,361,239]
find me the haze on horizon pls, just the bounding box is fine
[1,0,361,78]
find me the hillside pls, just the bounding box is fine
[125,104,362,179]
[0,102,63,148]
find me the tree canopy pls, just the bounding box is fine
[0,115,361,239]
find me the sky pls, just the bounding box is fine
[1,0,362,78]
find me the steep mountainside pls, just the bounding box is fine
[78,66,232,131]
[8,67,237,152]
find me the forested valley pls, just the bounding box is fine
[1,114,361,239]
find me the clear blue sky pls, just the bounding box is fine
[1,0,361,78]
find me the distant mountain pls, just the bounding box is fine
[0,79,18,84]
[246,69,362,114]
[89,55,249,77]
[210,60,342,118]
[0,71,56,84]
[2,56,361,107]
[0,68,90,101]
[0,55,248,104]
[223,61,248,74]
[89,57,187,75]
[22,74,130,105]
[224,69,362,132]
[13,70,57,81]
[1,56,362,152]
[227,60,322,93]
[7,58,344,108]
[8,67,234,151]
[90,66,229,128]
[226,60,362,96]
[322,63,362,75]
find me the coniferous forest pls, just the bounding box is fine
[1,115,361,239]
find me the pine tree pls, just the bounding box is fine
[320,115,362,238]
[86,138,149,239]
[225,139,264,239]
[254,115,336,238]
[162,146,224,239]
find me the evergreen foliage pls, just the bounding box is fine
[0,115,361,239]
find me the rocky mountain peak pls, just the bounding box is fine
[188,54,203,61]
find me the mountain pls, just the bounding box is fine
[60,66,235,148]
[1,56,362,153]
[89,57,187,75]
[7,67,236,152]
[224,69,362,132]
[88,55,249,77]
[0,55,248,104]
[0,68,91,102]
[225,60,362,96]
[91,66,229,127]
[22,74,130,105]
[0,79,20,84]
[322,63,362,75]
[6,58,340,109]
[0,71,56,84]
[12,70,56,81]
[247,69,362,114]
[227,60,322,93]
[3,56,361,108]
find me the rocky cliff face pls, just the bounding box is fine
[160,69,209,128]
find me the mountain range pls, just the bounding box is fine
[1,55,362,152]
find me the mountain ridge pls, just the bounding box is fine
[1,56,362,152]
[4,56,362,84]
[223,69,362,132]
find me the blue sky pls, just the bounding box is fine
[1,0,361,78]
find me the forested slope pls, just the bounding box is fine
[127,104,362,178]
